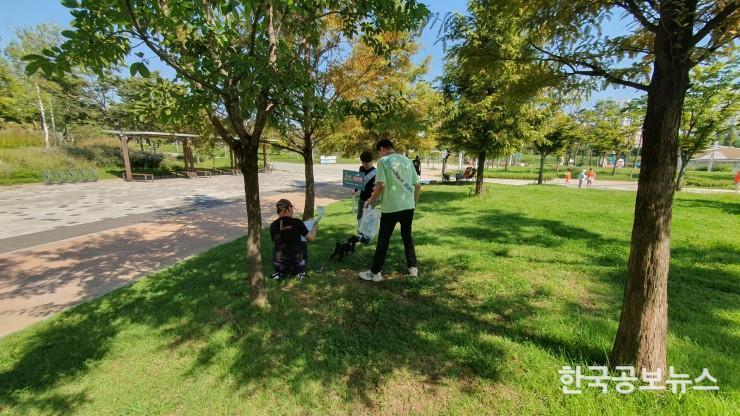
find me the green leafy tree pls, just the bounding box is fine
[5,24,65,147]
[532,113,573,185]
[0,56,34,125]
[676,59,739,190]
[29,0,429,306]
[439,3,567,194]
[467,0,739,374]
[325,34,435,156]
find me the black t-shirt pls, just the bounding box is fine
[270,217,309,263]
[413,158,421,175]
[359,165,376,201]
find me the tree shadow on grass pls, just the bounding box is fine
[672,198,740,216]
[1,227,513,413]
[1,187,737,413]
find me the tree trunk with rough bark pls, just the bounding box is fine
[475,150,486,195]
[610,24,691,376]
[302,144,315,220]
[675,153,691,191]
[236,146,268,307]
[537,151,546,185]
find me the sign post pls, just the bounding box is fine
[343,170,364,214]
[342,170,365,190]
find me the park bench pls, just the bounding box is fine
[43,168,98,185]
[441,167,476,185]
[175,171,198,179]
[195,170,212,177]
[459,167,476,181]
[130,172,154,182]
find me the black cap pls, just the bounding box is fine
[276,199,294,211]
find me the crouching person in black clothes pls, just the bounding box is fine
[270,199,318,280]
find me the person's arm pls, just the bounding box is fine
[366,182,384,207]
[305,222,318,242]
[414,183,422,205]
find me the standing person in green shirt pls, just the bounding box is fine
[359,138,421,282]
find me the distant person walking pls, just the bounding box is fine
[564,169,572,185]
[578,169,586,189]
[586,168,596,188]
[359,139,421,282]
[413,155,422,177]
[735,171,740,193]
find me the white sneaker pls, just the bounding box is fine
[408,267,418,277]
[359,270,383,282]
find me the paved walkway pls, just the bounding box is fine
[0,164,351,337]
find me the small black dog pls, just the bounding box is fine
[330,235,361,261]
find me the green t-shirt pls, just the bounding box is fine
[376,153,420,213]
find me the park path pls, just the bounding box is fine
[0,165,352,337]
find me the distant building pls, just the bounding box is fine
[690,145,740,171]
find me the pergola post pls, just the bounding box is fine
[119,134,133,182]
[183,138,194,172]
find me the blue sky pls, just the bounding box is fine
[1,0,642,106]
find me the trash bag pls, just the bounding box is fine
[358,206,381,239]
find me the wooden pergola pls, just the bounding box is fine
[103,130,238,181]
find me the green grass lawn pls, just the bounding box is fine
[1,186,739,415]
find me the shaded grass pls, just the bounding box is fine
[0,186,738,415]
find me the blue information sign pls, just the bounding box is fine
[343,170,365,191]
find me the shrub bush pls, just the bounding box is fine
[689,164,733,172]
[63,144,121,167]
[129,150,164,169]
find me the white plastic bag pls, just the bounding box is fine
[358,206,380,239]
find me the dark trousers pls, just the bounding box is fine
[273,259,307,275]
[371,209,417,274]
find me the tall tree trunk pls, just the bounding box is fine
[505,154,511,171]
[537,150,546,184]
[611,152,620,176]
[263,143,268,170]
[302,144,315,220]
[588,148,593,166]
[674,153,690,191]
[35,82,49,149]
[48,99,59,146]
[237,146,268,307]
[475,150,486,195]
[610,27,691,375]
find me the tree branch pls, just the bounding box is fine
[615,0,659,32]
[531,44,650,91]
[207,108,235,148]
[691,2,739,46]
[122,0,223,94]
